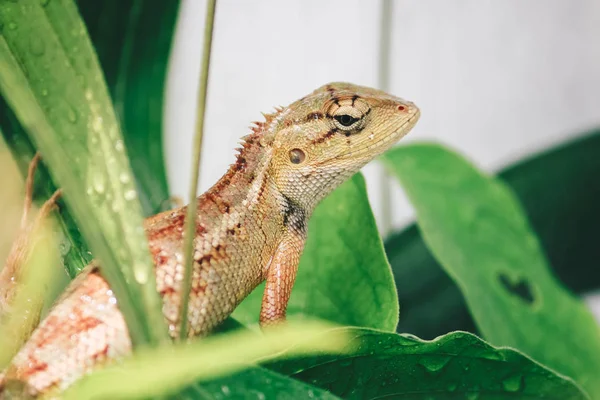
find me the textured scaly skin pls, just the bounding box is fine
[0,82,420,397]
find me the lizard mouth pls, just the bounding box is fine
[331,109,420,163]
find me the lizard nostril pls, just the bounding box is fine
[397,105,406,111]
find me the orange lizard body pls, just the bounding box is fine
[0,82,420,397]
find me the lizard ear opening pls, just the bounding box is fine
[289,149,306,164]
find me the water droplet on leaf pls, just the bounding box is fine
[124,190,137,201]
[66,106,78,123]
[93,179,105,194]
[418,356,450,374]
[502,374,524,392]
[134,264,148,284]
[466,391,480,400]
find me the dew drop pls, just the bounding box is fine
[418,356,450,374]
[466,392,480,400]
[92,116,103,132]
[220,385,230,395]
[338,359,352,367]
[40,88,48,97]
[58,240,71,257]
[124,189,137,201]
[93,177,105,194]
[502,374,524,392]
[114,140,124,152]
[134,264,148,284]
[84,89,93,101]
[119,172,130,184]
[66,106,78,123]
[8,22,17,31]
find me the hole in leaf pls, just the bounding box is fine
[498,273,535,304]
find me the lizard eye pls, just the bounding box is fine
[289,148,306,164]
[334,114,360,127]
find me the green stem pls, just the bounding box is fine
[179,0,217,340]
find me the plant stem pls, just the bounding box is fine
[179,0,217,340]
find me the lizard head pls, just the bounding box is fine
[264,82,420,211]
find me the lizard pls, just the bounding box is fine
[0,82,420,398]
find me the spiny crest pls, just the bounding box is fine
[232,105,286,173]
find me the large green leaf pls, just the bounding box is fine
[78,0,176,216]
[0,0,168,345]
[386,130,600,339]
[233,173,399,332]
[382,143,600,398]
[266,328,588,399]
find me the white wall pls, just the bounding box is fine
[163,0,600,310]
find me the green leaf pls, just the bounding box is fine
[176,320,339,399]
[386,130,600,339]
[233,173,399,332]
[180,367,340,400]
[63,321,349,400]
[382,143,600,398]
[267,329,589,400]
[0,0,168,346]
[78,0,178,215]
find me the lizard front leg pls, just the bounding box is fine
[259,230,305,325]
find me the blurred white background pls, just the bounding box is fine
[163,1,600,315]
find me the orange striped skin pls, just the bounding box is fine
[0,83,420,397]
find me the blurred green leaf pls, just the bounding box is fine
[386,130,600,339]
[0,0,168,346]
[233,173,399,332]
[267,328,588,400]
[63,321,349,400]
[382,143,600,398]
